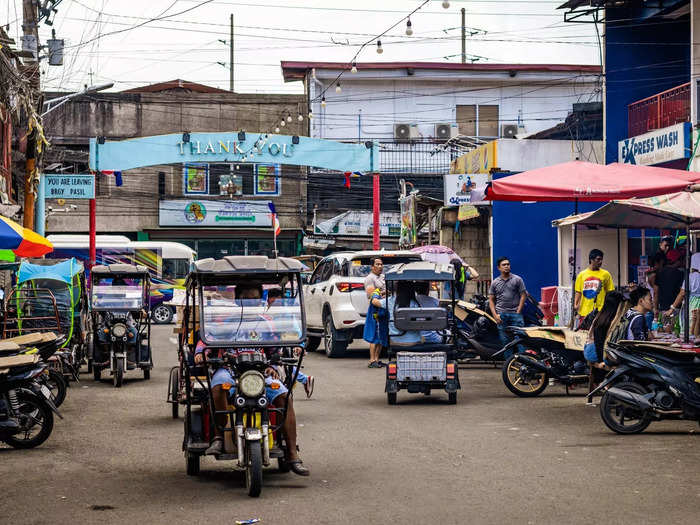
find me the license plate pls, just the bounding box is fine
[40,385,52,399]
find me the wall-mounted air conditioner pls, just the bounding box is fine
[435,123,459,141]
[501,124,518,138]
[394,123,419,142]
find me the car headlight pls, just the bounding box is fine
[111,323,127,338]
[238,371,265,397]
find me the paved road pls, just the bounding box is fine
[2,325,698,525]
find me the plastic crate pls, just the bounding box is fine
[396,352,447,382]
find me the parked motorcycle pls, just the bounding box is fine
[590,341,700,434]
[0,354,62,448]
[495,326,589,397]
[454,294,543,362]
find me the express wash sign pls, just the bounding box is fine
[618,122,691,166]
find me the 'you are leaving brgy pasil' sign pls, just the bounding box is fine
[43,174,95,199]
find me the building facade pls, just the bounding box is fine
[42,80,309,257]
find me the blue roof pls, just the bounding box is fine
[17,258,84,285]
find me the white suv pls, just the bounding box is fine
[304,250,422,357]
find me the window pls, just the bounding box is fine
[182,162,279,197]
[158,171,166,198]
[310,260,328,285]
[456,104,500,137]
[162,258,190,280]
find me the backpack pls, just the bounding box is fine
[607,310,642,344]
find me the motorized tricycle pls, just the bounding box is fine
[382,261,460,405]
[178,255,307,497]
[90,264,152,387]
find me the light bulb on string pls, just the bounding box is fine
[280,120,286,127]
[405,19,413,36]
[351,62,357,74]
[275,127,280,133]
[442,1,450,8]
[308,111,313,119]
[287,114,292,122]
[321,96,326,107]
[335,82,342,94]
[376,40,383,54]
[298,114,304,122]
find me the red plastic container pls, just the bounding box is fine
[541,286,558,307]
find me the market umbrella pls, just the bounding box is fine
[411,245,464,265]
[554,188,700,341]
[0,216,53,257]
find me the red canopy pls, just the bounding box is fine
[485,161,700,202]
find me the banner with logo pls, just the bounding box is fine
[444,173,490,206]
[159,199,272,227]
[618,122,691,166]
[315,211,401,237]
[399,194,417,246]
[450,140,497,174]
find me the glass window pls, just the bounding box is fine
[162,258,190,280]
[92,277,144,310]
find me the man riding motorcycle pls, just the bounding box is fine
[194,283,310,476]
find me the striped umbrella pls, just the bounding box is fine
[0,216,53,257]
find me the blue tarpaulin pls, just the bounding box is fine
[17,258,84,285]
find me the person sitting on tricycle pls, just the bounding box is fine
[193,283,310,476]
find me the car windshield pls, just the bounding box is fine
[347,256,421,277]
[200,274,303,345]
[92,276,144,310]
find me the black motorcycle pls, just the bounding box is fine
[0,357,63,448]
[455,294,543,362]
[495,326,590,397]
[590,341,700,434]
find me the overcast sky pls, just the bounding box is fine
[4,0,600,93]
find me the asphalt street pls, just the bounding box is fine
[2,325,698,525]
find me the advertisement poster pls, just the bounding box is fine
[399,194,417,246]
[315,211,401,237]
[159,199,272,227]
[443,173,490,206]
[183,163,208,194]
[255,164,280,195]
[218,173,242,196]
[451,140,497,174]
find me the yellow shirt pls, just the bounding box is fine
[575,268,614,317]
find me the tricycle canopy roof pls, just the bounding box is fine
[91,263,151,277]
[192,255,305,275]
[385,261,454,282]
[17,258,84,285]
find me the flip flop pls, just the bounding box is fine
[304,376,315,398]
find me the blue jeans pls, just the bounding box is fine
[497,312,525,359]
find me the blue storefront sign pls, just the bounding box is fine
[43,174,95,199]
[618,122,691,166]
[90,133,378,173]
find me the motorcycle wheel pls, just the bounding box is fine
[45,368,67,408]
[114,360,124,388]
[600,381,652,434]
[2,391,54,449]
[306,336,321,352]
[143,368,151,380]
[186,451,200,476]
[245,441,263,498]
[502,355,548,397]
[170,368,180,419]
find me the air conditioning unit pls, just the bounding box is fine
[435,123,459,141]
[501,124,518,138]
[394,123,419,142]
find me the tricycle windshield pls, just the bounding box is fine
[91,276,145,310]
[199,274,303,346]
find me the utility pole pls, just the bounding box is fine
[461,8,466,64]
[229,13,234,92]
[22,0,40,230]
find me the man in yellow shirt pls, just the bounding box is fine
[574,249,614,328]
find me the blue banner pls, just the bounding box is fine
[43,174,95,199]
[90,133,378,173]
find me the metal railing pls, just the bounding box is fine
[628,82,690,137]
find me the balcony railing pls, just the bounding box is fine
[628,82,690,137]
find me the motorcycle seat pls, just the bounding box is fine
[618,341,699,362]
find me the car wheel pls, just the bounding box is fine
[153,304,174,324]
[306,336,321,352]
[323,313,348,358]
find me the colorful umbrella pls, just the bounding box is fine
[0,216,53,257]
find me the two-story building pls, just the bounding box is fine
[42,80,309,258]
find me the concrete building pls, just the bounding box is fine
[42,80,309,257]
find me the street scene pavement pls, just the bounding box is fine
[2,325,697,525]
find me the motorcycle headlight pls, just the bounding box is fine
[238,371,265,397]
[111,323,127,338]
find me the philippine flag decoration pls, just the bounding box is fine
[268,202,281,236]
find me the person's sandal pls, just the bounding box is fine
[304,376,315,398]
[287,459,310,476]
[205,437,223,456]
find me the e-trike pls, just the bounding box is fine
[383,261,461,405]
[179,255,307,497]
[90,264,152,387]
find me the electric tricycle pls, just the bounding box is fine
[382,261,461,405]
[90,264,152,387]
[179,255,308,497]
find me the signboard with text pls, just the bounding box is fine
[443,173,490,206]
[43,174,95,199]
[159,199,273,227]
[618,122,691,166]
